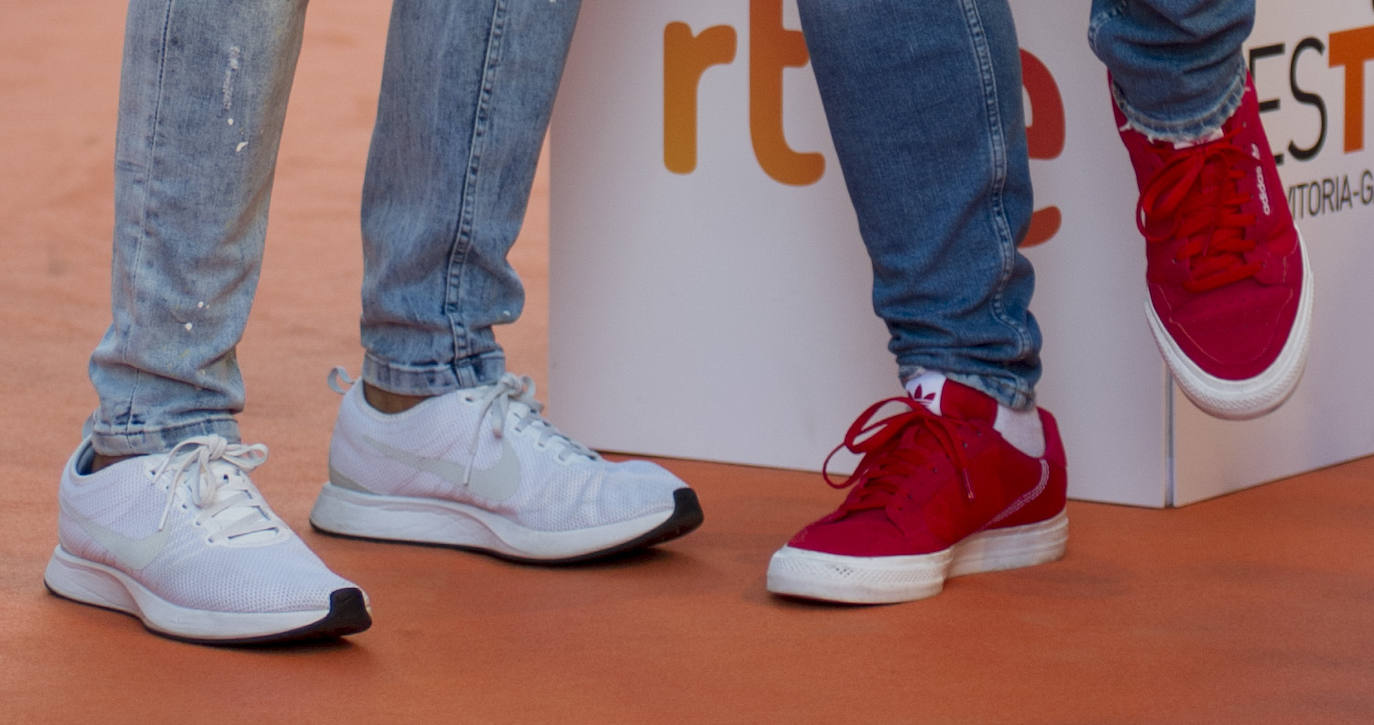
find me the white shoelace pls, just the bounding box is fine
[464,373,595,485]
[152,435,277,542]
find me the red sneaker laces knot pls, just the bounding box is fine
[821,397,976,509]
[1135,126,1263,293]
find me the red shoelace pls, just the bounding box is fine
[1136,126,1263,293]
[822,397,976,514]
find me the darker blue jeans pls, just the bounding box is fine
[796,0,1253,407]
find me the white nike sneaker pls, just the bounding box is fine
[44,436,372,644]
[310,369,704,563]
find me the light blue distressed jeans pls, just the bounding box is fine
[88,0,580,456]
[796,0,1254,408]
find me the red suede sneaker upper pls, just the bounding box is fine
[787,381,1067,559]
[1114,75,1303,381]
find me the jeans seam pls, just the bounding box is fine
[961,0,1034,370]
[444,1,507,385]
[116,0,177,439]
[1086,0,1127,55]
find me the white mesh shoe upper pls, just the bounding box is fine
[57,437,359,614]
[327,372,688,532]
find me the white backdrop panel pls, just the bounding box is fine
[548,1,1374,507]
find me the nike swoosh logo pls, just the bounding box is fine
[360,433,522,503]
[63,498,172,571]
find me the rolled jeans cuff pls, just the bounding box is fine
[1110,59,1247,143]
[362,349,507,396]
[85,413,241,457]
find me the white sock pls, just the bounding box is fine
[994,405,1045,458]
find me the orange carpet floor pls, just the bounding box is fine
[2,3,1371,723]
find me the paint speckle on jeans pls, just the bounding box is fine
[222,46,241,111]
[184,322,193,331]
[235,141,248,153]
[197,301,205,309]
[227,118,234,126]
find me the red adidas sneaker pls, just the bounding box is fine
[1114,74,1313,419]
[766,377,1068,604]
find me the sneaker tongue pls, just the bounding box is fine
[904,372,948,415]
[904,373,996,424]
[503,396,597,462]
[200,462,278,543]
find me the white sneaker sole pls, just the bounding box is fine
[1146,231,1313,421]
[43,545,370,644]
[309,482,701,563]
[765,511,1068,604]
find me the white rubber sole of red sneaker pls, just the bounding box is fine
[42,545,370,644]
[765,511,1069,604]
[309,481,699,563]
[1146,231,1313,421]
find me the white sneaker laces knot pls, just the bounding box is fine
[153,435,274,541]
